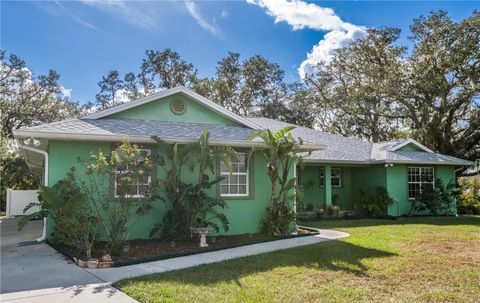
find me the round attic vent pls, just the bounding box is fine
[170,99,186,115]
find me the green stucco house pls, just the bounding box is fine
[13,86,472,240]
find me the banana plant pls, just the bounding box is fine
[248,126,306,236]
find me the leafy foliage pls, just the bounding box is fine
[150,129,236,241]
[0,155,39,210]
[413,178,458,216]
[249,126,305,236]
[79,139,159,256]
[305,11,480,162]
[457,177,480,215]
[357,186,395,217]
[17,169,98,259]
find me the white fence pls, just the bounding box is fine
[6,189,40,218]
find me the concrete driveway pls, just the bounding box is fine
[0,217,137,302]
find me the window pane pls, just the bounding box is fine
[220,161,227,173]
[238,163,247,173]
[220,152,249,197]
[229,185,238,194]
[319,167,324,187]
[239,185,247,194]
[138,185,149,196]
[221,185,229,195]
[220,174,229,185]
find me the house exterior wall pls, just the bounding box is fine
[46,140,284,240]
[386,164,456,216]
[299,165,353,211]
[105,93,239,126]
[302,163,457,217]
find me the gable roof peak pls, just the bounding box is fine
[84,86,261,129]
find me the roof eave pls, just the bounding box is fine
[13,130,325,151]
[304,158,473,166]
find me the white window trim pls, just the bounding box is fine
[319,167,342,188]
[331,168,342,188]
[407,166,434,200]
[114,148,152,198]
[220,152,249,197]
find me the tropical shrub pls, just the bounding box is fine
[18,169,98,259]
[248,126,305,236]
[357,186,395,217]
[325,203,340,217]
[457,177,480,215]
[80,139,158,256]
[150,129,236,241]
[413,178,458,216]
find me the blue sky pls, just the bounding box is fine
[2,1,478,104]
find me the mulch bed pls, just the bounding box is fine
[51,229,318,267]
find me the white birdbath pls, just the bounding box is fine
[191,227,214,248]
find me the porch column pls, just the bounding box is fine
[325,165,332,206]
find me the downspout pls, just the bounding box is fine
[19,143,49,242]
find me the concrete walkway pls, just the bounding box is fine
[85,227,349,283]
[1,218,348,303]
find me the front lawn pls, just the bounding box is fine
[116,217,480,303]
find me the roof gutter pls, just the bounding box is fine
[18,143,48,242]
[13,130,326,152]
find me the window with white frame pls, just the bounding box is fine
[407,167,434,200]
[220,152,248,197]
[114,148,151,198]
[319,167,342,188]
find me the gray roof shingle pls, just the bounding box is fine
[16,116,471,166]
[246,117,471,165]
[16,118,256,142]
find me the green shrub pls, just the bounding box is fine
[326,203,340,217]
[457,178,480,215]
[18,169,98,259]
[413,178,457,216]
[356,186,394,217]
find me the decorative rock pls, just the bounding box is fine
[86,259,99,269]
[101,254,112,262]
[297,229,309,235]
[77,259,87,268]
[99,261,114,268]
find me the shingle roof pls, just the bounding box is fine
[245,117,372,162]
[245,117,471,166]
[15,118,257,142]
[14,116,471,166]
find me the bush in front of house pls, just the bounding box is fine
[79,139,160,256]
[248,126,304,237]
[413,178,458,216]
[457,178,480,215]
[150,129,235,241]
[356,186,394,217]
[18,169,98,259]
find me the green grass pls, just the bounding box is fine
[116,217,480,303]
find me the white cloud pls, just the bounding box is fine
[220,9,229,19]
[185,1,222,38]
[54,1,101,31]
[60,86,72,98]
[80,0,158,30]
[246,0,366,78]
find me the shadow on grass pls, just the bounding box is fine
[115,240,395,287]
[301,216,480,230]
